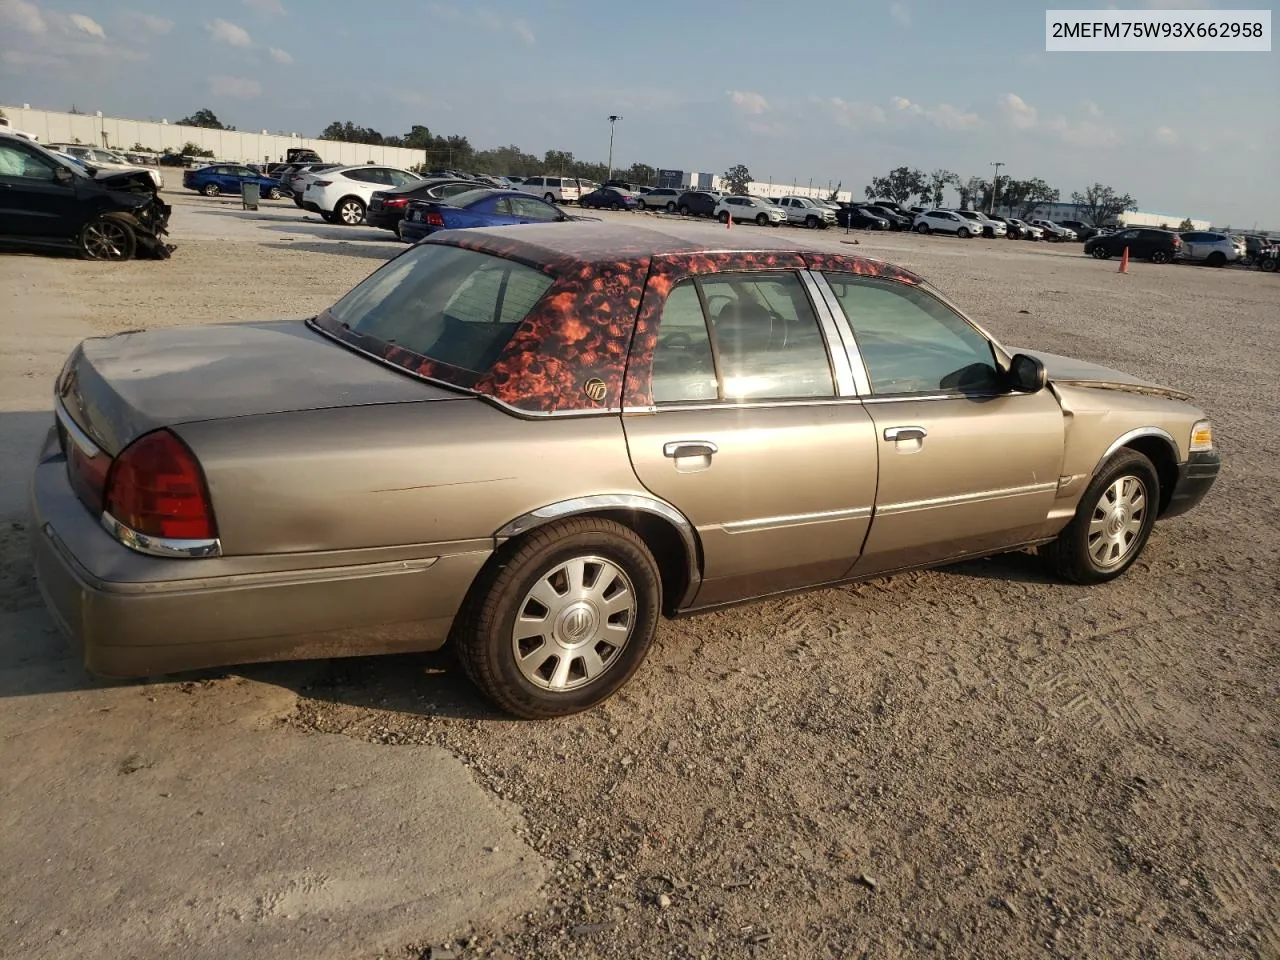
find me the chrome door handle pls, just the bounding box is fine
[663,440,718,459]
[884,426,927,442]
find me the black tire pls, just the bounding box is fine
[1259,256,1278,272]
[1091,246,1111,259]
[916,223,930,234]
[320,210,339,224]
[544,192,556,204]
[1207,251,1226,267]
[1040,449,1160,585]
[610,202,621,211]
[335,196,366,226]
[678,204,690,216]
[805,215,819,229]
[637,200,647,210]
[957,227,971,239]
[267,187,282,200]
[79,215,137,262]
[1150,249,1170,264]
[666,201,676,212]
[202,183,220,197]
[293,197,304,209]
[755,213,768,226]
[718,211,731,224]
[452,518,662,719]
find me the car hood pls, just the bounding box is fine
[95,169,159,194]
[1011,348,1192,401]
[58,320,463,454]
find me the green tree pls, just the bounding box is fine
[1002,177,1059,218]
[178,108,232,130]
[1069,182,1137,226]
[957,176,985,209]
[543,149,575,174]
[925,169,957,207]
[826,181,843,202]
[1177,217,1194,230]
[179,142,215,158]
[626,162,656,186]
[723,163,753,194]
[864,166,927,205]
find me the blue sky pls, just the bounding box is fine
[2,0,1276,225]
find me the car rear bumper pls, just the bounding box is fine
[302,200,324,214]
[28,447,488,678]
[399,219,433,243]
[365,209,403,230]
[1162,451,1220,519]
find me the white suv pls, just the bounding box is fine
[518,176,581,205]
[301,165,422,225]
[1028,218,1077,241]
[776,196,836,228]
[954,209,1007,238]
[715,195,786,226]
[913,210,978,237]
[48,143,164,189]
[1177,231,1244,267]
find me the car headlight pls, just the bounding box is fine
[1190,420,1214,452]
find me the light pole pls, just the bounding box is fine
[606,115,622,181]
[989,160,1005,214]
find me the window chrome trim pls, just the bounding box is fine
[798,271,857,396]
[624,396,867,414]
[722,505,872,534]
[101,511,223,559]
[875,481,1058,517]
[807,271,873,396]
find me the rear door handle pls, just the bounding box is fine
[663,440,718,459]
[884,426,927,442]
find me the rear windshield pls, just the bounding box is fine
[322,244,553,378]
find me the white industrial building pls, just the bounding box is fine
[1011,200,1210,231]
[659,168,851,202]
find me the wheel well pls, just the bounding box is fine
[1123,436,1179,514]
[337,194,364,210]
[590,509,697,616]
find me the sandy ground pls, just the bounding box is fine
[0,193,1276,959]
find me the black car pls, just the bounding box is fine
[1083,227,1181,263]
[988,215,1027,239]
[1058,219,1104,241]
[366,178,485,233]
[675,191,718,218]
[0,134,172,261]
[865,204,912,230]
[836,206,890,230]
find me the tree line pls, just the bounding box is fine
[863,166,1136,226]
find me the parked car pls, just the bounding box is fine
[865,205,913,230]
[1083,227,1181,263]
[715,195,786,226]
[675,191,719,218]
[284,163,340,206]
[580,186,640,211]
[1177,231,1244,267]
[30,221,1221,718]
[1028,219,1078,242]
[954,209,1007,239]
[913,210,978,237]
[366,179,490,234]
[398,188,589,243]
[0,132,172,261]
[1239,235,1271,265]
[47,144,165,190]
[1255,242,1278,272]
[517,176,581,205]
[182,163,283,199]
[836,206,891,230]
[1058,219,1105,241]
[1004,217,1044,240]
[302,164,423,225]
[777,196,836,228]
[637,187,682,212]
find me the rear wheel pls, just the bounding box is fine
[452,518,662,719]
[678,204,690,216]
[1207,251,1226,267]
[1040,449,1159,584]
[266,187,282,200]
[718,211,731,224]
[79,216,137,262]
[916,223,930,234]
[1260,256,1278,272]
[202,183,220,197]
[335,196,366,225]
[1150,249,1171,264]
[665,201,676,212]
[544,192,556,204]
[637,200,648,210]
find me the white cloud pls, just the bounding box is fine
[889,96,978,130]
[889,1,911,27]
[68,14,104,38]
[425,3,535,44]
[120,10,173,34]
[0,0,47,33]
[206,18,252,47]
[267,45,292,64]
[1045,116,1119,147]
[1000,92,1039,129]
[1082,99,1102,117]
[826,97,886,128]
[210,74,262,99]
[243,0,286,13]
[1156,125,1178,144]
[728,89,769,115]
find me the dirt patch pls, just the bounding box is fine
[0,519,40,613]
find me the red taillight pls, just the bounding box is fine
[104,429,217,541]
[1173,236,1182,247]
[426,212,445,227]
[313,179,332,187]
[384,197,408,208]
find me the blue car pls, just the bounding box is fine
[399,188,585,243]
[182,163,283,199]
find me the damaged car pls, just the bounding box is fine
[0,132,171,262]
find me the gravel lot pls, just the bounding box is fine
[1,193,1276,960]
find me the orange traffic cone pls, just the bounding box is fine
[726,210,732,230]
[1118,246,1130,274]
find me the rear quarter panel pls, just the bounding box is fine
[176,400,645,556]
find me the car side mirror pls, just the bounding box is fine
[53,166,73,184]
[1007,353,1047,393]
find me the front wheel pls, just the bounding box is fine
[718,211,730,224]
[957,227,971,239]
[678,204,690,216]
[1150,249,1170,264]
[805,215,819,229]
[1207,251,1226,267]
[1259,256,1278,272]
[544,193,556,204]
[755,213,768,226]
[202,183,220,197]
[79,216,137,261]
[1091,247,1112,259]
[1040,449,1159,584]
[637,200,647,210]
[453,518,662,719]
[266,187,282,200]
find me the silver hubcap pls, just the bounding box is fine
[341,202,362,224]
[512,555,636,692]
[1088,475,1147,568]
[85,222,127,259]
